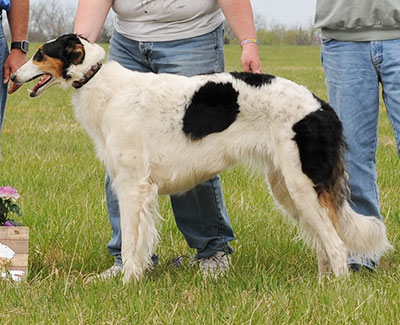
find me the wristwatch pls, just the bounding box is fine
[11,40,30,53]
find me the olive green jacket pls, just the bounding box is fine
[315,0,400,41]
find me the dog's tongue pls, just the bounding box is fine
[29,74,52,97]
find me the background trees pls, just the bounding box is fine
[4,0,113,43]
[4,2,318,45]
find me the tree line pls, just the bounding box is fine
[4,1,319,46]
[4,0,113,43]
[225,15,319,46]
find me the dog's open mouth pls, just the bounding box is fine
[29,74,53,97]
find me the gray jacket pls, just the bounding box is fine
[315,0,400,41]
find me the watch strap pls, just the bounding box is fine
[11,40,30,53]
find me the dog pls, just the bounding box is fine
[12,34,391,282]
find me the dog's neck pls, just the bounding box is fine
[72,61,102,89]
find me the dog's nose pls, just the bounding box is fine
[10,74,16,82]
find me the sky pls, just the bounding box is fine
[33,0,317,28]
[251,0,316,27]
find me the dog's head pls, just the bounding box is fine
[12,34,105,97]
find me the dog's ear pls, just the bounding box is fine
[61,42,85,80]
[63,43,85,66]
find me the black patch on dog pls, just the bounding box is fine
[292,97,346,190]
[43,34,82,59]
[183,82,240,140]
[230,72,275,87]
[42,34,85,79]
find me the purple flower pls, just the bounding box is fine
[0,186,20,202]
[3,220,15,227]
[0,186,22,226]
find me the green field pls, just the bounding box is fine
[0,44,399,324]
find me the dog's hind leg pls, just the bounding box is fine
[266,166,334,275]
[267,142,348,276]
[286,180,347,276]
[112,173,161,282]
[316,246,332,275]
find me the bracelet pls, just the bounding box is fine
[240,38,259,46]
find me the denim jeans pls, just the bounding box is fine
[106,24,234,266]
[321,39,400,267]
[0,17,9,161]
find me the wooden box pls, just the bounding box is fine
[0,226,29,280]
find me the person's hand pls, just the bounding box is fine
[3,50,27,94]
[241,43,261,73]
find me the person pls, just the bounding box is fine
[315,0,400,270]
[0,0,29,159]
[74,0,261,280]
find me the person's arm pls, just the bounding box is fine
[74,0,113,43]
[4,0,29,94]
[217,0,261,73]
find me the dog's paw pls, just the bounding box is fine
[121,260,144,284]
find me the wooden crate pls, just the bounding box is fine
[0,226,29,280]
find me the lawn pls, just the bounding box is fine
[0,43,399,324]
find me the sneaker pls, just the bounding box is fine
[348,262,376,272]
[194,251,230,278]
[348,253,377,272]
[85,265,123,283]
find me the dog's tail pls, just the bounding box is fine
[316,146,392,259]
[293,97,391,257]
[317,171,391,258]
[337,199,391,256]
[316,161,392,258]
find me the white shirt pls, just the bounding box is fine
[112,0,225,42]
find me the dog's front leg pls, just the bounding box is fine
[113,175,161,283]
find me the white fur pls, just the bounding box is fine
[13,36,391,282]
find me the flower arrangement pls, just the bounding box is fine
[0,186,23,226]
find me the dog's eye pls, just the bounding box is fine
[33,50,45,62]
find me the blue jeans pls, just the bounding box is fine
[0,17,8,160]
[106,24,234,266]
[321,39,400,267]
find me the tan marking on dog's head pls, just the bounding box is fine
[32,46,64,78]
[66,43,85,66]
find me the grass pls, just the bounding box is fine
[0,44,399,324]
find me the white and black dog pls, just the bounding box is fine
[13,34,391,282]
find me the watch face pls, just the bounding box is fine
[21,41,29,53]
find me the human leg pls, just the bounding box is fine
[0,22,9,162]
[321,40,382,269]
[105,171,123,266]
[170,176,234,259]
[380,39,400,157]
[321,40,381,218]
[99,26,234,278]
[149,24,235,260]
